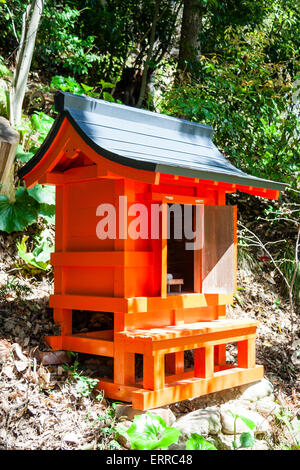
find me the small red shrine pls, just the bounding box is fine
[20,91,286,410]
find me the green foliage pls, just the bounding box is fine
[30,111,55,144]
[17,229,54,271]
[16,146,34,163]
[0,182,55,234]
[63,353,99,397]
[162,13,299,188]
[126,412,181,450]
[239,432,256,448]
[0,55,11,79]
[51,75,92,96]
[51,75,118,103]
[0,275,32,300]
[27,184,55,205]
[186,433,217,450]
[15,111,54,159]
[0,187,39,233]
[33,4,100,77]
[228,410,256,449]
[276,407,300,449]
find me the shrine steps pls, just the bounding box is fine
[97,365,264,410]
[45,318,263,410]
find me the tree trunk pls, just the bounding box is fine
[177,0,202,76]
[1,0,43,201]
[0,118,19,202]
[136,0,161,108]
[10,0,44,127]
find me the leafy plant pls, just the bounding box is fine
[0,275,32,300]
[30,111,54,144]
[186,433,217,450]
[16,145,35,163]
[17,229,54,271]
[33,5,100,76]
[62,353,99,397]
[228,411,256,449]
[0,187,39,233]
[50,75,96,96]
[0,55,11,79]
[275,407,300,449]
[126,412,181,450]
[51,75,118,103]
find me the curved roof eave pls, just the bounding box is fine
[19,91,288,193]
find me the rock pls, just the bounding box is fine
[173,407,221,438]
[250,439,270,451]
[214,433,269,450]
[212,433,235,450]
[34,350,71,365]
[254,397,280,416]
[220,403,270,435]
[115,405,176,426]
[169,442,188,450]
[239,379,273,402]
[114,420,132,449]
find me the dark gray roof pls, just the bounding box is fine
[20,91,287,192]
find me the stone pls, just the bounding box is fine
[168,442,188,450]
[250,439,270,451]
[220,403,270,435]
[214,433,269,450]
[173,407,222,438]
[254,397,280,416]
[239,379,274,402]
[212,433,235,450]
[115,405,176,426]
[114,420,132,449]
[34,350,71,365]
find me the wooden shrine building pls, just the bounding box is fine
[20,91,287,410]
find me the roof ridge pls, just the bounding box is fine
[54,91,214,138]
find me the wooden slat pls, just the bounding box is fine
[73,329,114,340]
[49,294,127,312]
[130,366,264,410]
[62,335,114,357]
[117,319,258,341]
[49,293,234,313]
[202,205,235,294]
[51,251,153,267]
[149,192,207,205]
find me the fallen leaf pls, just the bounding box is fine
[14,360,29,372]
[0,339,11,363]
[2,365,15,379]
[12,343,27,362]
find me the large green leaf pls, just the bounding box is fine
[17,229,54,270]
[31,112,54,138]
[239,432,255,448]
[229,411,256,431]
[27,184,55,205]
[16,145,35,163]
[38,203,55,225]
[126,412,181,450]
[0,188,39,233]
[186,433,217,450]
